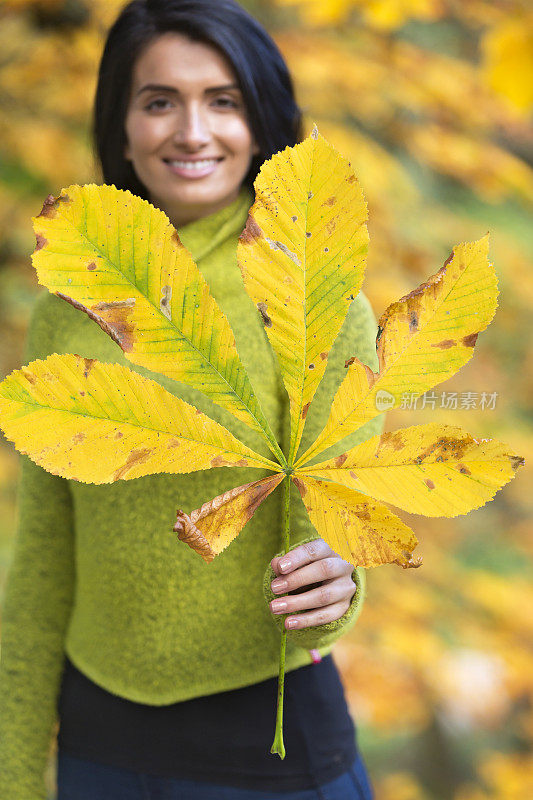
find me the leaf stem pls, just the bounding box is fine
[271,474,291,759]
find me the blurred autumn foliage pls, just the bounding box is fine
[0,0,532,798]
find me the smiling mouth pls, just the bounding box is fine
[163,158,223,170]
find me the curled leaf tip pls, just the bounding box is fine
[173,510,215,563]
[395,553,423,569]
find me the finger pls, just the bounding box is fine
[270,575,356,615]
[284,600,351,630]
[271,539,333,576]
[270,556,351,595]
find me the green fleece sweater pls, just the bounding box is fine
[0,187,383,798]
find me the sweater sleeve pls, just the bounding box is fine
[266,291,385,651]
[0,291,76,800]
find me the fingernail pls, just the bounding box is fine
[286,618,299,629]
[271,579,288,592]
[271,600,287,612]
[279,558,292,572]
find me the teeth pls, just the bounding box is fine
[166,159,219,170]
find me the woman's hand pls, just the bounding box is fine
[269,538,356,630]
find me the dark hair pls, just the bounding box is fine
[93,0,303,198]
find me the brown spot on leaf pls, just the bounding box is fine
[79,391,85,396]
[160,284,172,320]
[345,356,356,368]
[291,215,297,222]
[334,453,348,468]
[72,432,85,444]
[322,196,336,207]
[87,262,97,271]
[324,247,329,253]
[257,301,272,328]
[433,339,456,348]
[306,231,312,238]
[415,435,471,465]
[308,362,315,369]
[302,401,311,419]
[349,471,359,480]
[37,194,56,218]
[393,264,447,309]
[307,191,313,199]
[209,455,248,468]
[21,368,36,384]
[265,237,301,266]
[115,431,123,439]
[346,174,356,183]
[425,478,435,490]
[379,431,405,451]
[409,311,418,332]
[511,456,525,470]
[92,298,137,352]
[320,352,328,360]
[113,447,152,480]
[35,234,48,251]
[457,464,471,475]
[462,333,478,347]
[292,476,307,497]
[57,293,137,354]
[240,216,262,244]
[37,192,70,218]
[326,219,336,235]
[83,358,95,378]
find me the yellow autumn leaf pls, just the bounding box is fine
[174,474,284,562]
[31,184,281,458]
[292,475,420,568]
[482,14,533,115]
[0,354,277,484]
[275,0,352,25]
[299,423,524,516]
[238,127,368,463]
[360,0,441,30]
[296,235,497,466]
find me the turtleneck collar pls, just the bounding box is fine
[176,186,253,264]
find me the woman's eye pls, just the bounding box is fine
[145,98,172,111]
[212,96,239,109]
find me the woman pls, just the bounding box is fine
[0,1,383,797]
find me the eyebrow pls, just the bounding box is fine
[135,83,240,97]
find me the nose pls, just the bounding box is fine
[172,103,211,150]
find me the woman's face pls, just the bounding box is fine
[124,33,259,227]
